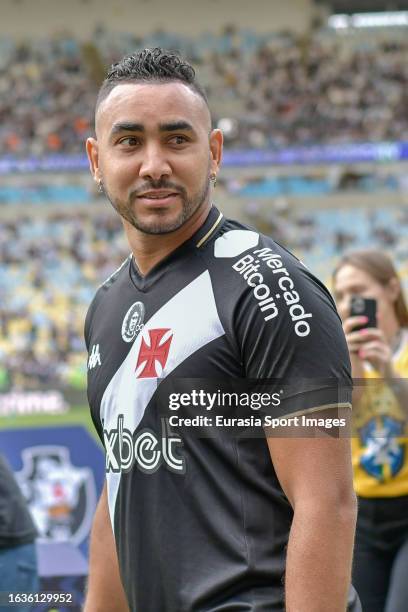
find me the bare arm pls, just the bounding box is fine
[267,408,357,612]
[84,482,129,612]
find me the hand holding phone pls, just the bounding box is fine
[349,296,377,330]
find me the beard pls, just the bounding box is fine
[101,172,211,235]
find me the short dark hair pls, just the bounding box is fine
[96,47,209,113]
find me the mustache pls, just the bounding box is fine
[130,180,187,199]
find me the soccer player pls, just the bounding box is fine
[84,48,359,612]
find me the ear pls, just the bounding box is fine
[86,137,100,183]
[209,128,223,176]
[387,277,401,303]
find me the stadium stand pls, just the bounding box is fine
[0,210,129,390]
[1,25,407,391]
[0,28,407,155]
[1,178,407,391]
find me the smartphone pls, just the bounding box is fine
[349,296,377,330]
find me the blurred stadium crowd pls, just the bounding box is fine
[1,25,408,391]
[0,212,128,390]
[1,192,408,391]
[0,213,128,388]
[1,26,408,154]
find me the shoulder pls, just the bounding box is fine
[99,254,132,290]
[208,217,337,322]
[84,255,131,348]
[208,220,351,401]
[210,215,320,281]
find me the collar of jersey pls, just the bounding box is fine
[129,205,224,291]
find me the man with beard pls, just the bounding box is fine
[84,48,359,612]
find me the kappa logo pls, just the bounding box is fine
[88,344,101,370]
[15,446,96,545]
[135,328,173,378]
[122,301,145,343]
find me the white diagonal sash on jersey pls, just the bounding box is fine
[100,270,225,529]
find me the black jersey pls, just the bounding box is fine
[85,206,352,612]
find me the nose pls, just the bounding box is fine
[139,143,172,181]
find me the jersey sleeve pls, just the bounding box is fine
[84,288,105,443]
[234,241,352,417]
[84,286,104,352]
[84,298,93,353]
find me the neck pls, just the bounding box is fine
[125,202,211,276]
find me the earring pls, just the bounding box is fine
[98,179,103,193]
[210,173,217,187]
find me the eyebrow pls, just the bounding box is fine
[159,121,194,132]
[110,120,195,136]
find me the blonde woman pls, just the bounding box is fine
[334,249,408,612]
